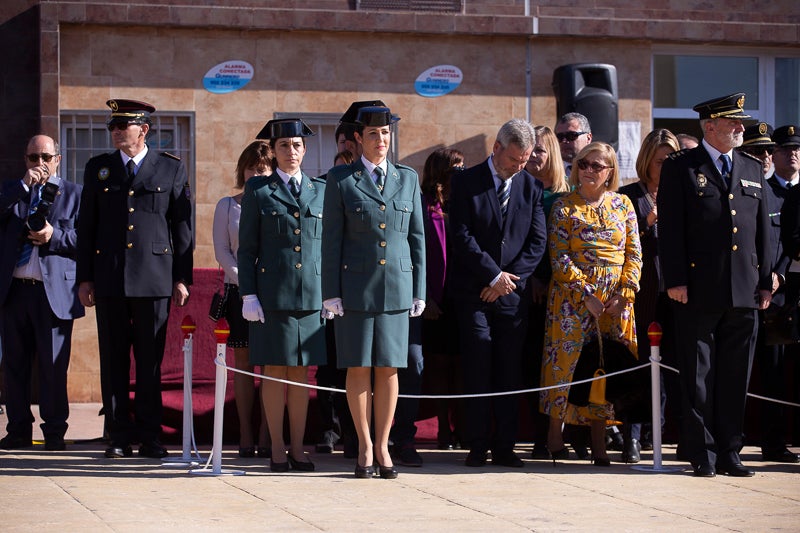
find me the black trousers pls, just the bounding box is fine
[96,296,170,446]
[457,299,528,454]
[673,304,757,465]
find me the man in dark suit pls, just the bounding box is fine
[658,93,772,478]
[0,135,84,451]
[77,99,193,459]
[449,119,547,468]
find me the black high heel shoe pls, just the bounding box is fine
[377,463,398,479]
[288,452,315,472]
[354,463,375,479]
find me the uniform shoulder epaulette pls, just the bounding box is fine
[395,163,416,172]
[667,148,691,160]
[739,151,762,163]
[161,152,181,161]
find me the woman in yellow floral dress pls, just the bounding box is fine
[540,142,642,466]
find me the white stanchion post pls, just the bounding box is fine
[163,315,199,465]
[191,318,244,476]
[632,321,680,473]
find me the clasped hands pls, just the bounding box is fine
[585,292,627,319]
[481,271,520,303]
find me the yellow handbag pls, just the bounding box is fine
[588,322,607,406]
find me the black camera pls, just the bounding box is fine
[26,180,60,232]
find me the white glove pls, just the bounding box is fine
[409,298,426,318]
[321,309,335,320]
[323,297,344,317]
[242,294,265,323]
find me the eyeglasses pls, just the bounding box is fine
[775,145,800,154]
[107,121,137,132]
[556,131,588,142]
[26,153,56,163]
[576,159,613,173]
[741,146,774,156]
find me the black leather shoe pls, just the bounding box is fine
[716,459,754,477]
[288,452,315,472]
[393,446,423,467]
[105,445,133,458]
[464,450,488,467]
[692,462,716,477]
[0,434,32,450]
[354,463,374,478]
[377,464,398,479]
[492,450,524,468]
[44,436,66,451]
[138,442,168,459]
[622,438,641,464]
[761,448,800,463]
[315,430,339,454]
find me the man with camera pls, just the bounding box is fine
[0,134,84,451]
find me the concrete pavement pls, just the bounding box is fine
[1,403,798,532]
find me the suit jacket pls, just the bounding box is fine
[0,178,85,320]
[322,159,425,312]
[238,172,325,311]
[448,159,547,307]
[76,148,193,297]
[657,146,771,311]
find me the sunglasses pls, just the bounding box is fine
[741,146,774,156]
[556,131,588,142]
[26,153,56,163]
[576,159,613,173]
[107,121,139,132]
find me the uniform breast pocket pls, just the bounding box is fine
[263,208,286,235]
[140,181,171,213]
[693,190,722,221]
[347,201,372,232]
[392,200,412,232]
[306,205,323,239]
[740,188,762,204]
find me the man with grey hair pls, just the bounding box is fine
[449,119,547,468]
[555,112,593,174]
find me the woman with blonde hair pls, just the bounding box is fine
[540,142,642,466]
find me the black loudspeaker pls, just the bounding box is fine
[552,63,619,150]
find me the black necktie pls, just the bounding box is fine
[127,159,136,181]
[289,176,300,199]
[375,167,385,193]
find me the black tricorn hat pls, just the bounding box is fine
[255,118,315,140]
[742,122,775,147]
[356,106,400,127]
[106,99,155,124]
[773,125,800,147]
[692,92,751,120]
[340,100,387,125]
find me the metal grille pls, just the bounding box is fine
[356,0,463,13]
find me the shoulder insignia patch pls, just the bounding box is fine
[161,152,181,161]
[667,148,690,160]
[739,151,762,163]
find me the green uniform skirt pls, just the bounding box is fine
[249,310,326,366]
[334,310,409,368]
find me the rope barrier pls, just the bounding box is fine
[212,354,800,407]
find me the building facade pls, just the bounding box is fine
[1,0,798,400]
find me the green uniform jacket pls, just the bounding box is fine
[238,172,325,311]
[322,159,425,312]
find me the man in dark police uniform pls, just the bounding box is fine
[77,99,193,459]
[658,93,772,478]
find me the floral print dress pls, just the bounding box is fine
[540,189,642,424]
